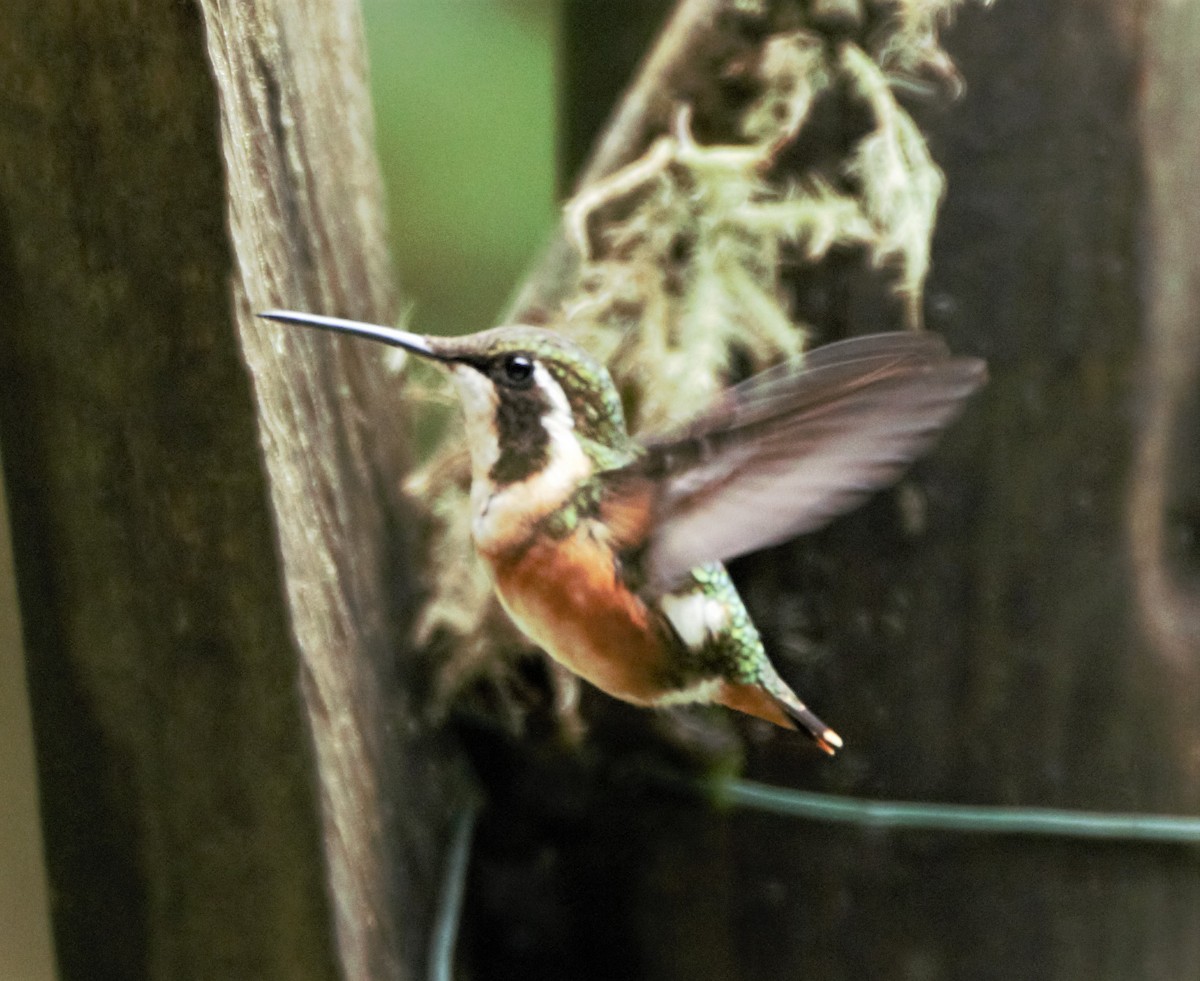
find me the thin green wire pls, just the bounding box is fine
[429,802,480,981]
[427,766,1200,980]
[705,777,1200,844]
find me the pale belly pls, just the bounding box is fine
[485,527,673,705]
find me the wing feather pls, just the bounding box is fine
[602,333,986,591]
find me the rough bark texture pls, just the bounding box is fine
[199,2,474,978]
[463,1,1200,979]
[0,1,467,979]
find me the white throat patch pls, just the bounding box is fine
[449,364,501,481]
[451,361,593,555]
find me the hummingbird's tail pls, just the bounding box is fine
[776,693,844,756]
[718,679,843,755]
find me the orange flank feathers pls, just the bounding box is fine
[487,526,675,705]
[487,523,843,755]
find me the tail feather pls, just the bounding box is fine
[718,681,843,755]
[776,691,843,756]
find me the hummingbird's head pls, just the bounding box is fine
[424,325,632,486]
[258,312,632,489]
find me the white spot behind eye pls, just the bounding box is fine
[533,363,573,427]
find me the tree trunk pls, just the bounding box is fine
[0,1,469,979]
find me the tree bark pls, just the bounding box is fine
[0,1,468,979]
[0,462,57,981]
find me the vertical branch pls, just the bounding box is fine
[1130,0,1200,672]
[201,0,471,978]
[0,0,344,977]
[0,0,470,978]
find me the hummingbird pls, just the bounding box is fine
[260,310,986,754]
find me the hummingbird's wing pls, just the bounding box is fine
[600,332,987,592]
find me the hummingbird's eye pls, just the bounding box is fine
[496,353,535,388]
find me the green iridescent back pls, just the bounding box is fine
[660,562,777,691]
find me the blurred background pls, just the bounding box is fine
[360,0,560,338]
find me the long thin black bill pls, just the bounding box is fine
[257,310,440,359]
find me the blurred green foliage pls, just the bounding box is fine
[361,0,561,337]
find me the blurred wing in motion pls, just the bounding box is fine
[601,333,987,592]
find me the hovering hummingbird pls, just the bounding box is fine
[260,310,985,754]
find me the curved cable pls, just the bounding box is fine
[702,776,1200,844]
[429,802,481,981]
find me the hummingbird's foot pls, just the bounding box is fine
[548,662,586,744]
